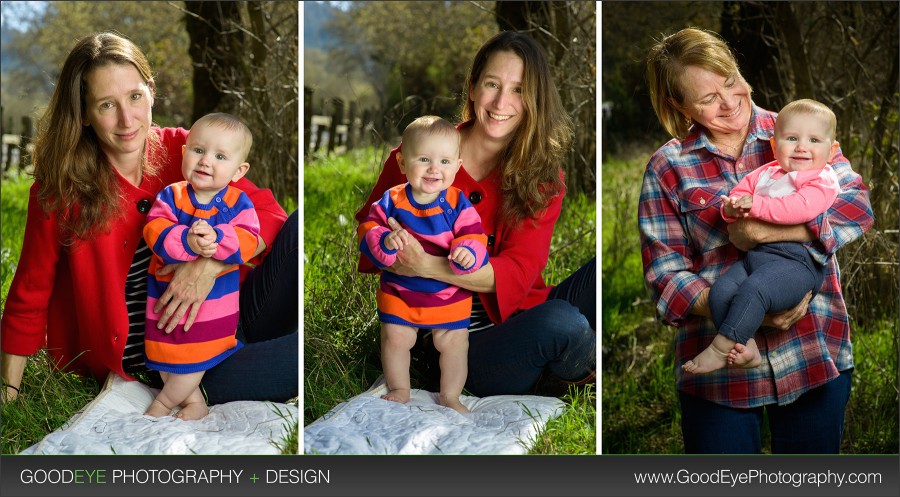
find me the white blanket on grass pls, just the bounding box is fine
[304,377,565,455]
[21,374,297,455]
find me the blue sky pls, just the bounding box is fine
[1,1,46,32]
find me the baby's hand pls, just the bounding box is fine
[191,219,214,236]
[449,246,475,269]
[384,228,411,252]
[187,220,218,257]
[720,195,752,218]
[733,195,753,210]
[187,232,217,257]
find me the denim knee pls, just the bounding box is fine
[532,300,592,338]
[535,300,595,378]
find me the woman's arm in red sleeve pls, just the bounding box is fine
[1,183,61,354]
[231,177,286,259]
[490,190,564,321]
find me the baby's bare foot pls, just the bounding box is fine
[173,401,209,420]
[145,399,172,417]
[728,340,762,369]
[683,334,738,374]
[381,388,410,404]
[440,394,469,414]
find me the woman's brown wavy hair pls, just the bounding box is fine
[31,32,161,244]
[461,31,573,226]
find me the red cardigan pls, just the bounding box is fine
[354,125,564,324]
[1,127,287,382]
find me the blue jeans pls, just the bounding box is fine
[415,258,596,397]
[201,210,299,404]
[680,369,852,453]
[710,242,824,344]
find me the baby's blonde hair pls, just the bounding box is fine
[401,115,460,157]
[776,99,837,142]
[192,113,253,161]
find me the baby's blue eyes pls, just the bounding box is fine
[783,136,823,144]
[416,157,452,165]
[191,148,227,160]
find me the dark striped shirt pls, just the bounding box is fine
[123,239,151,373]
[467,294,495,333]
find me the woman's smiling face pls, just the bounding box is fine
[674,65,751,137]
[470,50,525,144]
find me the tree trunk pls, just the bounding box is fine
[774,2,814,99]
[720,1,783,110]
[184,1,242,122]
[495,1,570,62]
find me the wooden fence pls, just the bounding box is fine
[1,107,34,176]
[304,86,380,157]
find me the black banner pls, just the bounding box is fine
[1,454,898,497]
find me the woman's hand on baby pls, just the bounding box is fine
[384,226,411,252]
[385,217,427,276]
[154,257,229,332]
[449,246,475,269]
[691,287,712,318]
[764,291,813,330]
[727,218,763,251]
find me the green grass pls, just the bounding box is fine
[0,349,100,454]
[0,171,298,454]
[304,146,597,454]
[529,384,596,454]
[1,172,31,304]
[600,148,899,454]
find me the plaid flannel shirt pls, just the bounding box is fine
[638,104,874,408]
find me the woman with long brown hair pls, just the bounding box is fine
[1,32,298,405]
[355,31,595,396]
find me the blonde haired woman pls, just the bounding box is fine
[639,28,873,453]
